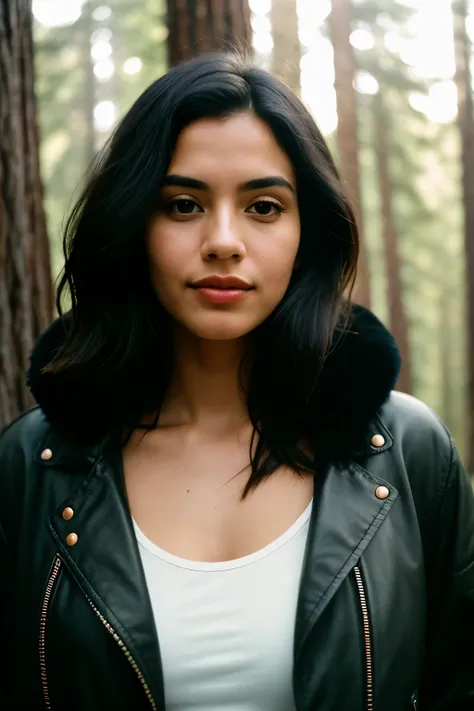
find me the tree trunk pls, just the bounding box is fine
[329,0,371,308]
[373,92,412,393]
[167,0,251,67]
[270,0,301,96]
[452,0,474,471]
[0,0,53,428]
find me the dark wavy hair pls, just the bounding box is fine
[48,51,358,498]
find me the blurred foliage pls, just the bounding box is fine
[34,0,167,280]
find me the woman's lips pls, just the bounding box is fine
[192,286,252,304]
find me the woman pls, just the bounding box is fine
[1,52,473,711]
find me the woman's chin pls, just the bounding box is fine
[178,316,259,342]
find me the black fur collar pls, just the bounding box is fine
[27,305,401,457]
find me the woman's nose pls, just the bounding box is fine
[201,209,246,261]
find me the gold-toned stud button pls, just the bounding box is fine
[41,448,53,460]
[66,532,78,546]
[371,434,385,448]
[62,507,74,521]
[375,486,390,500]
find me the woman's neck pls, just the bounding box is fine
[159,328,250,434]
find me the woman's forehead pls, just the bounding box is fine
[167,113,296,186]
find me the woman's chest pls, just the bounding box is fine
[122,431,314,563]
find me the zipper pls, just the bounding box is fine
[354,565,374,711]
[39,555,157,710]
[411,691,418,709]
[39,555,62,709]
[87,599,157,710]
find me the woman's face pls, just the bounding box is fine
[146,112,300,341]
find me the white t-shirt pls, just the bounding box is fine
[133,499,312,710]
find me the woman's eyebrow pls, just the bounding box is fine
[161,175,207,190]
[239,177,295,194]
[161,174,295,194]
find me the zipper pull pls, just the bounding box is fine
[411,691,418,709]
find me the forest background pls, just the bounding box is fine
[2,0,474,472]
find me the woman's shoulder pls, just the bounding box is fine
[378,391,471,541]
[379,390,454,467]
[381,389,448,425]
[0,406,50,462]
[0,408,51,543]
[0,407,104,550]
[0,407,51,501]
[376,391,461,514]
[0,406,102,474]
[378,392,474,575]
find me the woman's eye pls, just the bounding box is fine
[247,200,283,217]
[169,199,202,215]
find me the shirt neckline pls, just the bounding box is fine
[133,498,313,572]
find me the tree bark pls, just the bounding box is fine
[166,0,251,67]
[452,0,474,471]
[373,92,412,393]
[329,0,371,308]
[0,0,53,428]
[270,0,301,96]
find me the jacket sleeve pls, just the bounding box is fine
[0,410,42,707]
[0,519,13,705]
[0,421,20,708]
[420,437,474,710]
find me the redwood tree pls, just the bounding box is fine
[166,0,251,67]
[270,0,301,96]
[373,91,412,393]
[452,0,474,471]
[329,0,371,308]
[0,0,53,428]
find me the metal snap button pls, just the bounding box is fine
[375,486,390,500]
[371,434,385,448]
[66,533,78,546]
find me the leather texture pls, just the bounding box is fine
[1,392,474,710]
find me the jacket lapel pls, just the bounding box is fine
[47,442,165,710]
[44,426,397,710]
[294,460,398,665]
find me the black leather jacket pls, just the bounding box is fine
[1,309,474,710]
